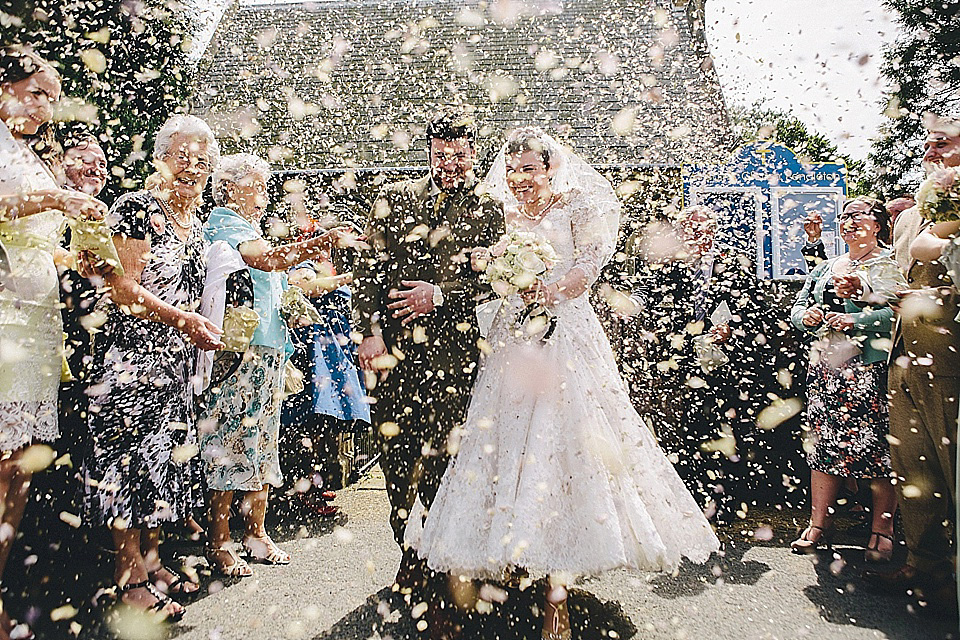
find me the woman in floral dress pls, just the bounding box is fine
[199,154,347,576]
[83,115,223,621]
[790,197,905,561]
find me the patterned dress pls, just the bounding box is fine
[792,254,902,479]
[0,121,65,451]
[199,207,286,492]
[83,191,206,528]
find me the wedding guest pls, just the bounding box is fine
[199,153,348,576]
[885,195,916,228]
[82,114,223,621]
[280,237,370,517]
[59,133,108,427]
[644,205,774,522]
[62,133,107,196]
[0,46,106,639]
[862,114,960,616]
[789,197,903,560]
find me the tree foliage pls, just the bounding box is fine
[729,104,870,195]
[0,0,203,202]
[869,0,960,195]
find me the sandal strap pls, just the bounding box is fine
[207,544,252,576]
[148,565,187,591]
[871,531,894,542]
[117,580,151,594]
[245,536,290,563]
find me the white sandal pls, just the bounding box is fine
[243,535,291,565]
[205,543,254,578]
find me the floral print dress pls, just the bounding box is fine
[83,191,206,528]
[199,207,287,492]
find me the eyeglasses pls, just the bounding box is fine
[168,150,212,173]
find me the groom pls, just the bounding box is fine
[354,109,505,592]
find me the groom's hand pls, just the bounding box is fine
[388,280,436,325]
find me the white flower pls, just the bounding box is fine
[517,250,546,275]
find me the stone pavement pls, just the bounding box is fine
[117,470,956,640]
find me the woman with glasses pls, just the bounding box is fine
[789,197,905,561]
[83,115,223,622]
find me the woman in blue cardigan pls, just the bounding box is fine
[790,197,905,561]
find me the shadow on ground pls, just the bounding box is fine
[649,540,770,599]
[313,584,637,640]
[802,542,958,640]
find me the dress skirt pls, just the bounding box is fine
[200,345,284,492]
[805,349,892,478]
[406,295,721,579]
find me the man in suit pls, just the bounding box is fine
[644,206,775,523]
[353,110,505,597]
[860,114,960,615]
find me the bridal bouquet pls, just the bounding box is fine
[484,231,560,340]
[916,166,960,222]
[484,230,559,297]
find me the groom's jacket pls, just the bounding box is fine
[353,174,505,379]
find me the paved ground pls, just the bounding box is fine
[88,468,951,640]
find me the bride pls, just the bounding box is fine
[405,128,720,639]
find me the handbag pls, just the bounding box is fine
[221,268,259,353]
[282,360,305,397]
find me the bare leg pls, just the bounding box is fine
[792,470,843,551]
[205,490,252,577]
[242,487,289,564]
[867,477,897,558]
[112,526,183,618]
[0,449,31,585]
[242,488,268,539]
[0,448,31,639]
[208,490,235,549]
[142,527,198,594]
[810,470,844,532]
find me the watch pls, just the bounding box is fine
[432,284,444,307]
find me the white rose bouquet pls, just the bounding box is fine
[483,230,560,340]
[484,230,559,296]
[915,166,960,223]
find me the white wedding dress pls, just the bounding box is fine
[405,135,720,578]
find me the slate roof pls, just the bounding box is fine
[194,0,733,169]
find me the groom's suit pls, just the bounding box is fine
[353,174,505,547]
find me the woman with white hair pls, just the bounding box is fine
[83,114,223,621]
[199,153,348,577]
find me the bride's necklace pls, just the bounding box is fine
[518,193,561,221]
[152,189,194,230]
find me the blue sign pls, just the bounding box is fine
[683,142,847,280]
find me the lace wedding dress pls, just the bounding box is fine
[0,120,64,450]
[405,133,720,578]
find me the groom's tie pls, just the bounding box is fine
[432,192,448,228]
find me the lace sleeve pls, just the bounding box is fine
[569,189,621,286]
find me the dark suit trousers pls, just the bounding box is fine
[372,353,477,548]
[888,363,958,574]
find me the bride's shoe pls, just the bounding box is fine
[790,523,832,554]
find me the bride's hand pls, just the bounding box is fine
[521,281,560,307]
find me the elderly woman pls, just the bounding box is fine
[199,153,346,577]
[790,197,905,561]
[0,46,105,639]
[82,115,223,621]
